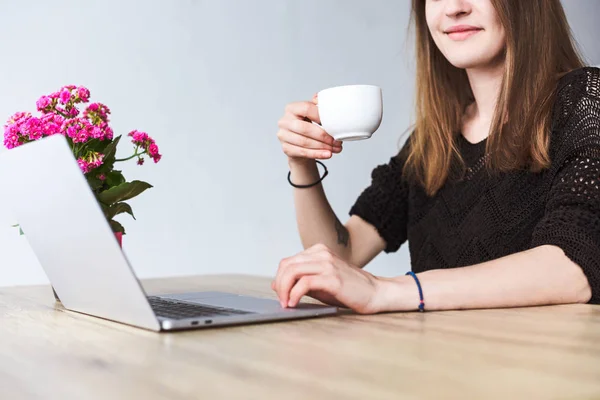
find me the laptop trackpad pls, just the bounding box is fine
[193,295,285,313]
[159,292,320,313]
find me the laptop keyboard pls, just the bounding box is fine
[147,296,254,320]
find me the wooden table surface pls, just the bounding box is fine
[1,274,599,400]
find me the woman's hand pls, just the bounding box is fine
[277,94,343,163]
[271,243,384,314]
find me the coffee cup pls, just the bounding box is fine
[316,85,383,141]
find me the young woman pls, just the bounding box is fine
[273,0,599,313]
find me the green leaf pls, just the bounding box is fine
[109,219,126,234]
[107,202,135,220]
[90,136,121,177]
[103,135,122,166]
[12,224,24,235]
[98,202,110,219]
[85,140,112,158]
[87,175,104,191]
[83,138,102,152]
[105,170,125,187]
[97,180,152,205]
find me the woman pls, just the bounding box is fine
[273,0,599,313]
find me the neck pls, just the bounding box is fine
[465,61,504,122]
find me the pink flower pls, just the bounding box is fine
[3,112,36,148]
[128,130,149,145]
[36,96,52,112]
[98,174,106,181]
[103,125,114,140]
[148,143,159,156]
[83,103,110,123]
[3,124,21,149]
[137,157,145,165]
[148,143,162,163]
[22,117,43,140]
[76,130,88,142]
[7,111,32,125]
[40,114,64,136]
[87,122,113,141]
[91,126,103,139]
[77,87,90,102]
[59,89,71,105]
[53,114,65,125]
[66,107,80,118]
[89,153,104,168]
[66,125,77,137]
[77,158,89,173]
[62,118,93,143]
[77,152,104,174]
[128,130,161,163]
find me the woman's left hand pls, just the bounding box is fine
[271,243,384,314]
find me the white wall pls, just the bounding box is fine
[0,0,598,287]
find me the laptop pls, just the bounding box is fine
[0,135,338,331]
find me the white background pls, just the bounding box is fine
[1,0,599,287]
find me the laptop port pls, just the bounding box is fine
[205,320,213,324]
[191,321,199,326]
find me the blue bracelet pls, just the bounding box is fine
[406,271,425,312]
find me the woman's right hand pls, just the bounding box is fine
[277,94,343,163]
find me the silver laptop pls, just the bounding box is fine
[0,135,338,331]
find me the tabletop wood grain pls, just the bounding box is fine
[1,274,599,400]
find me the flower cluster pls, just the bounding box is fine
[83,103,110,122]
[4,111,69,149]
[36,85,90,113]
[60,117,113,144]
[77,152,105,174]
[3,85,159,174]
[128,130,162,164]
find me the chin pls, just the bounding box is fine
[443,53,500,70]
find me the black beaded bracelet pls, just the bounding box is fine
[287,160,328,188]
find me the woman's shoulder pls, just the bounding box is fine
[552,66,599,130]
[555,66,599,103]
[549,66,600,159]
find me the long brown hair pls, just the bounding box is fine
[406,0,585,196]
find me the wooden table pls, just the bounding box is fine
[1,274,599,400]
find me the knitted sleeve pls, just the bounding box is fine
[531,67,600,303]
[348,139,411,253]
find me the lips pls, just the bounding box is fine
[444,25,483,41]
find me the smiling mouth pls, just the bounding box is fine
[445,28,483,41]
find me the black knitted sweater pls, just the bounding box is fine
[349,67,600,304]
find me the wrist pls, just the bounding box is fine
[287,157,317,170]
[372,275,421,313]
[287,158,325,188]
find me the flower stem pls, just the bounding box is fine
[55,109,68,118]
[115,150,146,162]
[75,144,85,157]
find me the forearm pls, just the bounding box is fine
[289,159,352,261]
[375,245,592,312]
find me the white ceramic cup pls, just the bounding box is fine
[317,85,383,141]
